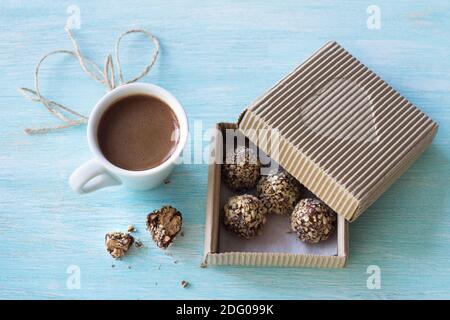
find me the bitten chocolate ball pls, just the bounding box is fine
[257,171,303,216]
[105,232,134,259]
[291,198,336,243]
[223,194,267,239]
[147,206,182,249]
[222,146,260,190]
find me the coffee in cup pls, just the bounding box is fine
[97,94,180,171]
[69,83,188,194]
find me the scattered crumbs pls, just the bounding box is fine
[164,178,170,184]
[155,282,158,286]
[127,225,136,232]
[200,262,207,268]
[286,230,295,234]
[111,264,115,268]
[128,266,132,269]
[181,280,189,288]
[158,264,162,270]
[180,231,184,237]
[174,260,178,264]
[134,239,143,248]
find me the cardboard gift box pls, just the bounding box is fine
[203,41,438,268]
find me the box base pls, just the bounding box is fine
[203,123,349,268]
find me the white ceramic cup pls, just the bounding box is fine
[69,83,188,194]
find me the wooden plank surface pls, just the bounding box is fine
[0,0,449,299]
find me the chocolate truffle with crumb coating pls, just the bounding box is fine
[105,232,134,259]
[257,171,303,216]
[147,206,182,249]
[223,194,267,239]
[222,146,260,190]
[290,198,336,243]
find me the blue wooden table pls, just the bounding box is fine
[1,0,449,299]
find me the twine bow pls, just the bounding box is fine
[19,27,160,134]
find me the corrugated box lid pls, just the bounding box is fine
[237,41,438,222]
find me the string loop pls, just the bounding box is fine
[19,27,160,134]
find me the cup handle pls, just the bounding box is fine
[69,159,121,194]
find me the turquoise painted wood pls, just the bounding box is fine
[1,0,449,299]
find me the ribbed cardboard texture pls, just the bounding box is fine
[238,41,438,221]
[203,123,349,268]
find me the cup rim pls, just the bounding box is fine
[87,83,188,178]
